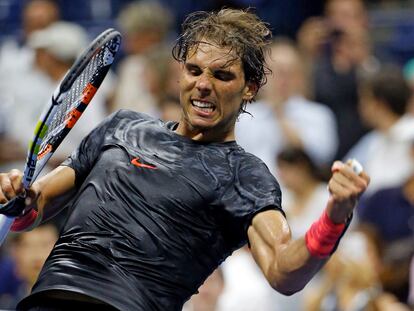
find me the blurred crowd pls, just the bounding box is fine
[1,0,414,310]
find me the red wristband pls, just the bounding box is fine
[305,210,346,258]
[11,209,39,232]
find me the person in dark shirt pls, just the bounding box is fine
[357,142,414,303]
[0,8,369,311]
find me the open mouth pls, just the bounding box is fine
[191,100,216,113]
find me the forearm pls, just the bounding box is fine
[248,220,326,295]
[34,165,76,223]
[270,238,327,294]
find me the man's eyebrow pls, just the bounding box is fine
[213,68,235,75]
[184,61,237,75]
[211,61,237,72]
[185,62,199,68]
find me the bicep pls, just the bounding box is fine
[248,209,329,294]
[248,209,292,278]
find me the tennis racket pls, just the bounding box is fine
[0,28,122,245]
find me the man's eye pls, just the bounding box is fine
[214,71,234,81]
[186,66,201,75]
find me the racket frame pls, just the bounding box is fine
[0,29,121,244]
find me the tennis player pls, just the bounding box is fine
[0,8,369,311]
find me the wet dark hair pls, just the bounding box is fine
[172,8,272,108]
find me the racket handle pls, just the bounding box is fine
[0,195,27,217]
[0,215,14,246]
[0,196,26,246]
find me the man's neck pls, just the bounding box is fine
[174,121,235,143]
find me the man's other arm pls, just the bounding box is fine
[248,161,369,295]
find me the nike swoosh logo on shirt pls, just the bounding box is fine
[131,157,157,169]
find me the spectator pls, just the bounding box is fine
[346,65,414,195]
[0,0,60,75]
[141,47,178,112]
[111,1,174,116]
[236,38,338,176]
[0,0,61,168]
[0,223,58,310]
[0,21,112,171]
[297,0,369,67]
[219,246,287,311]
[298,0,380,160]
[356,140,414,303]
[305,231,410,311]
[276,147,330,239]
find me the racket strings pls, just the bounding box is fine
[43,46,106,143]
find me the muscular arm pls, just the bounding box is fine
[33,165,77,222]
[248,210,326,295]
[249,161,369,295]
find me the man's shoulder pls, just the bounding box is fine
[113,109,157,122]
[97,110,163,140]
[237,149,266,164]
[232,148,276,180]
[204,144,275,181]
[109,109,163,129]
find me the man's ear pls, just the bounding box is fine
[243,82,258,102]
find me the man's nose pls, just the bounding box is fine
[195,73,212,95]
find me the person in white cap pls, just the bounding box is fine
[2,22,112,172]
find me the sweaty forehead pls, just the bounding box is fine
[186,41,242,70]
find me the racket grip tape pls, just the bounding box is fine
[0,197,26,246]
[0,196,26,217]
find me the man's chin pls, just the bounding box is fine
[188,117,217,131]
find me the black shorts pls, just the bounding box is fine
[17,291,118,311]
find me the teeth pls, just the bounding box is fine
[192,100,214,109]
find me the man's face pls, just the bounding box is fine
[177,41,255,141]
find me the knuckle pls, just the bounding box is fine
[2,183,13,194]
[8,169,22,180]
